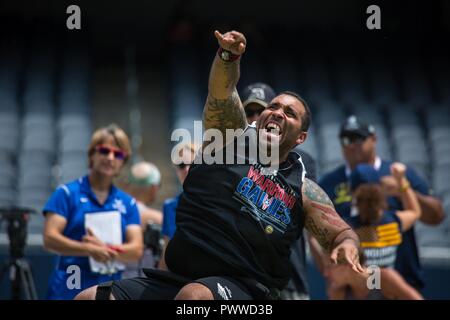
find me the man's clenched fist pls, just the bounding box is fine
[214,30,246,56]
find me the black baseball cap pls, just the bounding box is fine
[241,83,276,110]
[339,115,375,139]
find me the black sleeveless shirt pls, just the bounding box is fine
[165,126,306,290]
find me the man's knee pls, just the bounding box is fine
[74,286,98,300]
[74,284,116,300]
[174,283,213,300]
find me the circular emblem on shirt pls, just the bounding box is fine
[265,225,274,234]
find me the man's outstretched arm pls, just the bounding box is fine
[302,178,364,273]
[203,30,247,139]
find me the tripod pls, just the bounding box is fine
[0,207,38,300]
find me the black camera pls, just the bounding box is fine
[0,207,35,259]
[143,222,162,257]
[0,206,38,299]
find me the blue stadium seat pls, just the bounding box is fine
[426,105,450,128]
[18,171,52,191]
[430,58,450,104]
[27,213,46,235]
[401,59,433,106]
[0,111,19,155]
[390,106,421,127]
[432,164,450,196]
[271,54,301,93]
[315,101,346,125]
[0,188,15,207]
[301,55,334,102]
[17,187,51,212]
[335,59,366,104]
[299,126,318,160]
[430,127,450,144]
[350,103,384,126]
[58,162,88,184]
[367,60,400,104]
[416,221,450,248]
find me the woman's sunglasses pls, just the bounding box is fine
[96,145,127,160]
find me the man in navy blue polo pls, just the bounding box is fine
[319,115,444,290]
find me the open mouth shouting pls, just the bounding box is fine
[263,120,283,142]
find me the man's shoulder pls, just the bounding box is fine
[291,146,315,162]
[380,158,429,188]
[114,187,137,206]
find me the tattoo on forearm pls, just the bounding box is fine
[305,215,331,250]
[303,179,351,250]
[203,91,246,134]
[311,202,349,228]
[220,61,238,89]
[303,178,334,207]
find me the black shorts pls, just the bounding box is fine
[109,269,266,300]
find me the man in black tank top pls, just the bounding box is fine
[75,30,364,301]
[240,82,317,299]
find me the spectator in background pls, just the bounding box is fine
[319,115,444,291]
[241,82,317,299]
[42,124,143,299]
[324,249,423,300]
[158,142,198,270]
[348,162,421,269]
[122,161,162,278]
[125,161,162,227]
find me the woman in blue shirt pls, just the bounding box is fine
[43,124,143,299]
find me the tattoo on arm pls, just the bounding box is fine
[303,178,334,207]
[311,202,349,228]
[305,215,331,251]
[303,178,352,251]
[203,90,246,134]
[221,60,238,90]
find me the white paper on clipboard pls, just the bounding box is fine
[84,211,125,274]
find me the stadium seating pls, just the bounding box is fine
[168,47,450,248]
[0,37,91,236]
